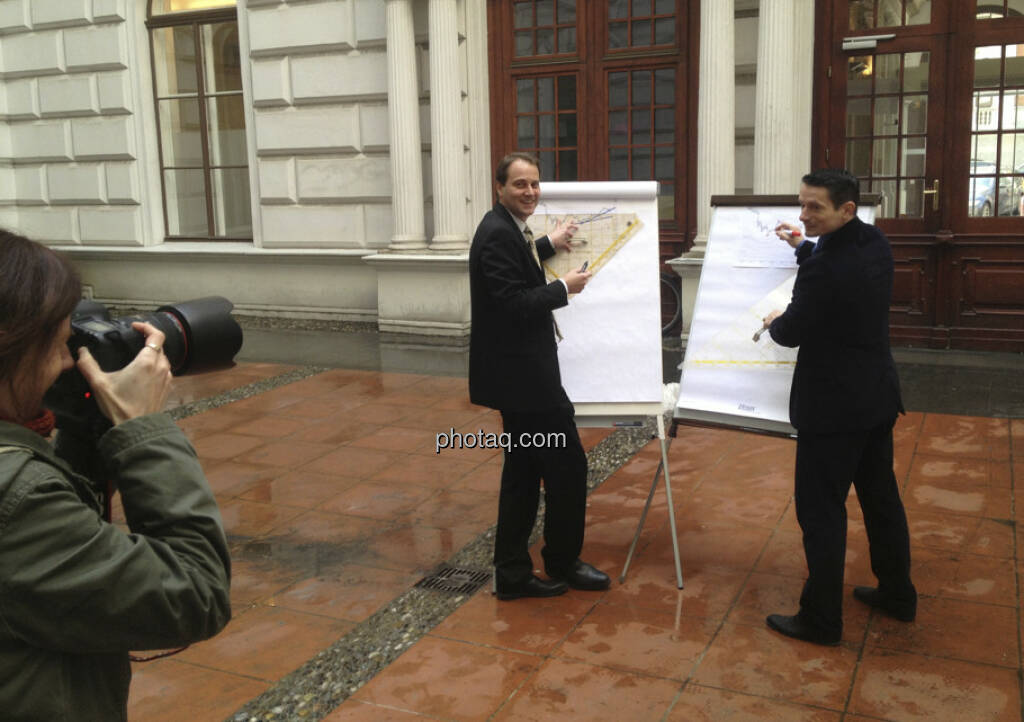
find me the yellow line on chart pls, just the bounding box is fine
[689,360,796,366]
[592,218,640,268]
[543,216,641,279]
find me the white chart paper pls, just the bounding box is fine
[676,200,876,434]
[526,182,662,407]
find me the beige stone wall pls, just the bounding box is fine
[0,0,152,245]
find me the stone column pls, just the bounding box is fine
[695,0,736,249]
[753,0,796,193]
[464,0,492,229]
[672,0,736,344]
[386,0,427,250]
[427,0,469,250]
[792,1,815,177]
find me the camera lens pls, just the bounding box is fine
[155,296,243,374]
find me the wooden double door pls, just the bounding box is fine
[817,0,1024,351]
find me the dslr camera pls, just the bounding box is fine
[45,296,243,437]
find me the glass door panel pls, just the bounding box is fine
[845,51,930,218]
[849,0,932,28]
[976,1,1024,19]
[969,43,1024,216]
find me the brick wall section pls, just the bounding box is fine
[0,0,141,245]
[245,0,415,249]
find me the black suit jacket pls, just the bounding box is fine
[469,203,570,412]
[769,216,903,433]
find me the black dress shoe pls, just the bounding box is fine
[545,560,611,591]
[765,614,840,646]
[495,575,568,601]
[852,586,916,622]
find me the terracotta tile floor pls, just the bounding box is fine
[125,362,1022,721]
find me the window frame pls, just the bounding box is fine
[488,1,700,261]
[146,2,251,241]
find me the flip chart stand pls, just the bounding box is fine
[617,415,683,589]
[578,404,683,589]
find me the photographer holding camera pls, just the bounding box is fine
[0,230,231,721]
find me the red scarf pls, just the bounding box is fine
[0,409,56,437]
[1,409,112,520]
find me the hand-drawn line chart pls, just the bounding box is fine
[527,204,644,283]
[749,208,788,239]
[684,274,799,369]
[714,209,804,269]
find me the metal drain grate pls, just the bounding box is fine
[415,566,491,595]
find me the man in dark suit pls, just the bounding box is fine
[469,152,610,600]
[760,168,916,645]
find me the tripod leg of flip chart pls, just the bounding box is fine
[618,415,684,589]
[657,414,684,589]
[618,455,663,584]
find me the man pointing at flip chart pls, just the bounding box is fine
[468,151,610,600]
[759,168,916,646]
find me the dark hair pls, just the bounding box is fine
[802,168,860,209]
[496,152,540,185]
[0,229,81,385]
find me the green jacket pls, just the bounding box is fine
[0,414,231,721]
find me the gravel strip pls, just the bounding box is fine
[166,366,329,421]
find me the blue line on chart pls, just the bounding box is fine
[572,207,616,225]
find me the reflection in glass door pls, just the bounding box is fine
[848,0,932,28]
[845,51,930,218]
[969,43,1024,217]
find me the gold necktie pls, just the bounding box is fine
[523,226,563,342]
[522,226,542,270]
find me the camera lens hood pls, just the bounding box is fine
[156,296,243,374]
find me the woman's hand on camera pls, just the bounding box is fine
[76,322,172,426]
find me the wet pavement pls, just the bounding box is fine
[123,326,1022,721]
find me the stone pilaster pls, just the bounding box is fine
[753,0,797,193]
[674,0,736,343]
[695,0,736,249]
[427,0,469,250]
[792,0,815,177]
[386,0,427,250]
[464,0,492,228]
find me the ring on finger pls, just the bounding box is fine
[145,342,162,353]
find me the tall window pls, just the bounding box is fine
[148,0,251,240]
[490,1,697,261]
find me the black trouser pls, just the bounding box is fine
[795,420,915,635]
[493,407,588,589]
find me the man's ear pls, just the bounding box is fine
[841,200,857,220]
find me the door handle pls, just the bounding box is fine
[922,179,939,211]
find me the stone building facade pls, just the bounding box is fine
[1,1,1020,351]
